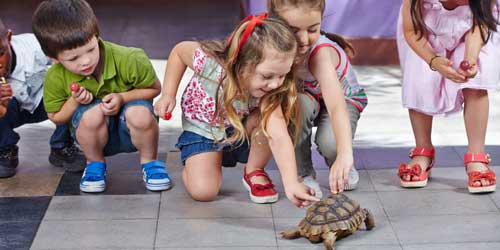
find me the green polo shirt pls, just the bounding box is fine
[43,39,158,113]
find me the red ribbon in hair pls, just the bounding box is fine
[228,13,268,63]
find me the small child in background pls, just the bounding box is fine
[154,14,319,207]
[32,0,171,193]
[268,0,368,197]
[397,0,499,193]
[0,18,85,178]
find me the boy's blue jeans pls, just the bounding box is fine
[0,98,71,150]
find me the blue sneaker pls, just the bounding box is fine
[79,162,106,193]
[142,160,172,191]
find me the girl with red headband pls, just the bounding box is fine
[154,14,319,207]
[268,0,368,196]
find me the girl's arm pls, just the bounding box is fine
[309,46,354,194]
[265,104,319,207]
[154,41,199,117]
[460,24,487,78]
[401,0,466,83]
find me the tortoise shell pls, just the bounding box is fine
[305,193,360,225]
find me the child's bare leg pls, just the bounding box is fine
[76,105,108,162]
[463,88,490,187]
[183,151,222,201]
[404,109,433,181]
[125,106,158,163]
[244,111,272,185]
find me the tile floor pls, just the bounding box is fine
[1,62,499,250]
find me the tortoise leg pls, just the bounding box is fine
[364,208,375,230]
[322,231,337,250]
[281,229,301,239]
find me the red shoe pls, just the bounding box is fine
[464,153,496,193]
[242,166,279,203]
[398,147,435,188]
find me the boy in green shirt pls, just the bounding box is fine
[32,0,171,192]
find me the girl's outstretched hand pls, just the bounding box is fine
[329,155,354,194]
[285,181,320,208]
[154,95,176,120]
[432,57,467,83]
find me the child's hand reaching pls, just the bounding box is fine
[100,93,124,116]
[71,86,93,105]
[431,56,467,83]
[284,181,320,208]
[154,95,176,120]
[329,154,354,194]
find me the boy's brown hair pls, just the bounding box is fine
[32,0,100,58]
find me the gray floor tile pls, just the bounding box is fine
[0,221,40,250]
[391,214,500,244]
[279,246,402,250]
[157,248,277,250]
[403,242,500,250]
[160,192,272,219]
[274,215,398,248]
[489,189,500,212]
[44,195,160,220]
[31,219,156,249]
[156,218,276,248]
[368,167,471,192]
[378,190,499,217]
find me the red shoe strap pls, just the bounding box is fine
[464,153,491,165]
[409,147,435,159]
[244,167,273,184]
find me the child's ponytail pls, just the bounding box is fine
[320,31,356,57]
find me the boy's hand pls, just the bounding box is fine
[71,87,93,105]
[329,155,354,194]
[432,57,467,83]
[153,95,176,120]
[284,181,320,208]
[100,93,123,116]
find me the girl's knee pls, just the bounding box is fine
[188,188,219,202]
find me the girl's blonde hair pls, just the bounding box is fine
[268,0,355,56]
[200,15,300,145]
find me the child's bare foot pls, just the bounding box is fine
[398,148,435,188]
[464,153,496,193]
[401,155,433,182]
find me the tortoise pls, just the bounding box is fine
[281,193,375,250]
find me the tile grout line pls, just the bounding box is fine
[367,170,405,249]
[152,192,162,250]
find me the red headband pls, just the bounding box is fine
[229,13,268,63]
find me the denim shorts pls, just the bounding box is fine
[72,99,155,156]
[175,130,249,167]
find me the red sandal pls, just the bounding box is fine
[242,166,279,204]
[398,147,435,188]
[464,153,496,193]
